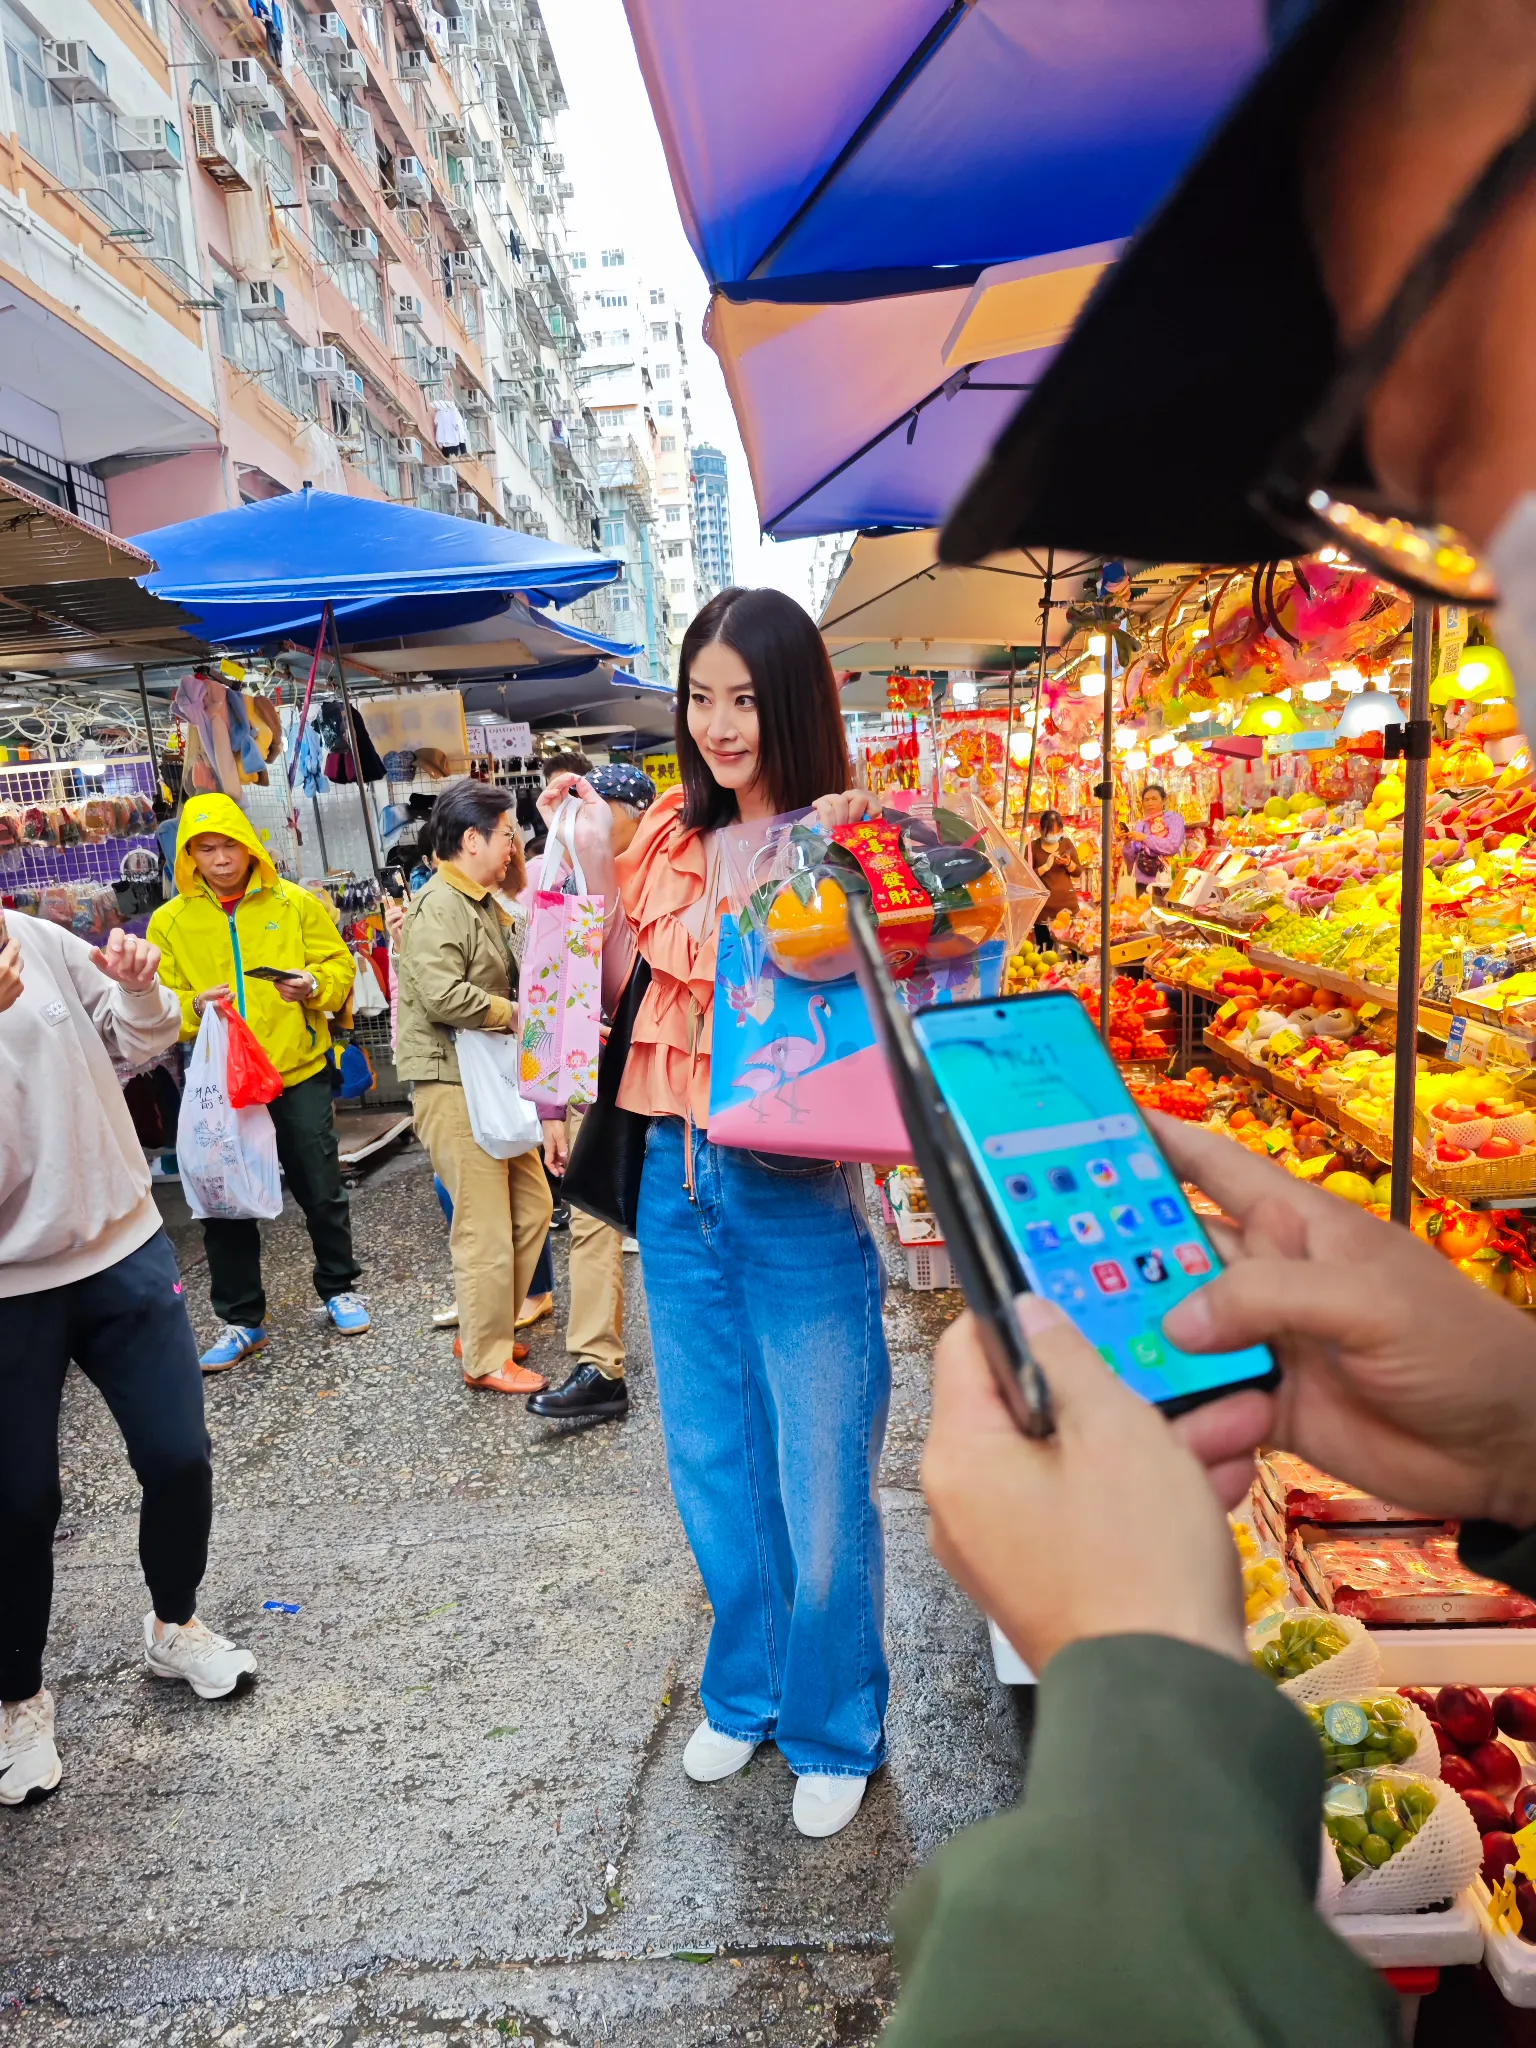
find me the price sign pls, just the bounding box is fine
[477,721,532,760]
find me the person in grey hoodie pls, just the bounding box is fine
[0,910,256,1808]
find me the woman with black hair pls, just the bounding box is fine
[543,589,890,1839]
[1028,808,1082,949]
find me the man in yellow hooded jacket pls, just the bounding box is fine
[148,795,364,1369]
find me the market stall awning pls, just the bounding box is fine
[350,594,643,678]
[0,475,155,585]
[820,529,1097,671]
[626,0,1266,534]
[132,488,622,648]
[459,664,676,742]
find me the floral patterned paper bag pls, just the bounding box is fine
[517,798,603,1111]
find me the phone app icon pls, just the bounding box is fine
[1109,1204,1143,1238]
[1005,1173,1036,1201]
[1130,1331,1167,1369]
[1091,1259,1129,1295]
[1025,1220,1062,1254]
[1085,1158,1119,1189]
[1047,1166,1078,1194]
[1150,1195,1184,1227]
[1135,1249,1170,1284]
[1068,1211,1104,1245]
[1046,1268,1089,1308]
[1128,1150,1163,1183]
[1173,1241,1212,1277]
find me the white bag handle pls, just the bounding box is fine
[538,794,587,895]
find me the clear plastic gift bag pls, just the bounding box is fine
[709,792,1045,1164]
[176,1004,282,1221]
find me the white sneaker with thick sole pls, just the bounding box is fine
[0,1690,62,1806]
[793,1773,867,1838]
[143,1616,257,1700]
[431,1302,460,1328]
[682,1720,759,1783]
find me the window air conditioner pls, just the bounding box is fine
[189,103,253,190]
[393,293,424,325]
[456,489,480,515]
[346,227,380,262]
[461,387,491,414]
[397,47,430,76]
[306,161,341,205]
[43,41,108,100]
[219,57,267,105]
[423,465,458,488]
[301,344,347,380]
[117,117,183,172]
[240,278,287,319]
[393,155,431,203]
[312,12,348,50]
[335,48,367,84]
[392,436,424,464]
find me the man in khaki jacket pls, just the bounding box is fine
[395,781,552,1395]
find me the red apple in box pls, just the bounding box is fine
[1495,1688,1536,1743]
[1463,1787,1513,1835]
[1437,1684,1496,1749]
[1484,1832,1521,1886]
[1434,1721,1465,1764]
[1471,1740,1524,1800]
[1399,1686,1439,1721]
[1442,1754,1484,1796]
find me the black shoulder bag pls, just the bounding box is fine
[562,959,653,1235]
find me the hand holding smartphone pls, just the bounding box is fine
[848,898,1278,1437]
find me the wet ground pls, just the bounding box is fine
[0,1141,1026,2047]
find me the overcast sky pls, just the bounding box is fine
[540,0,825,611]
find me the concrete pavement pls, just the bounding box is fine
[0,1143,1025,2046]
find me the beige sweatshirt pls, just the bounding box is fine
[0,914,182,1298]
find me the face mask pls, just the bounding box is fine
[1490,495,1536,749]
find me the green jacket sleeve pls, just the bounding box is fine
[296,888,356,1014]
[884,1635,1396,2048]
[1460,1521,1536,1597]
[402,895,505,1033]
[145,902,199,1039]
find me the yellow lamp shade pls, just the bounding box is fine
[1235,695,1303,737]
[1455,646,1514,699]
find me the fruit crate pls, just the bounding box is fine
[1416,1149,1536,1202]
[1473,1880,1536,2006]
[901,1240,955,1291]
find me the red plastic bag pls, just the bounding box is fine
[221,1000,284,1107]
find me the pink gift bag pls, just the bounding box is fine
[517,799,603,1111]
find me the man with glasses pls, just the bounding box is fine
[885,2,1536,2041]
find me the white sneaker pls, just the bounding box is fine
[682,1720,759,1783]
[622,1237,640,1255]
[792,1773,867,1838]
[143,1615,257,1701]
[431,1302,460,1328]
[0,1690,62,1807]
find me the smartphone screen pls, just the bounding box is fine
[911,990,1275,1408]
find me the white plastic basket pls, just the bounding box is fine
[1474,1878,1536,2006]
[904,1241,955,1290]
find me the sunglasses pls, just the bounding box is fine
[1254,107,1536,604]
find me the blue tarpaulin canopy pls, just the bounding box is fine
[624,0,1267,533]
[132,488,622,648]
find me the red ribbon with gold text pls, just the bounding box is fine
[831,819,934,978]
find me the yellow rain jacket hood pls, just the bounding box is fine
[147,795,355,1085]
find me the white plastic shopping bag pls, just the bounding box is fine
[456,1027,543,1159]
[176,1004,283,1220]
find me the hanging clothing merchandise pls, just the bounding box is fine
[223,689,268,780]
[315,699,387,785]
[433,401,468,456]
[295,716,329,796]
[173,672,242,798]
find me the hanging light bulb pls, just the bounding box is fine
[1316,545,1339,564]
[1087,633,1107,657]
[1172,744,1194,767]
[1009,731,1031,763]
[1112,726,1137,752]
[1125,747,1149,770]
[1301,677,1332,702]
[951,678,978,707]
[1330,664,1365,693]
[1079,738,1102,761]
[1078,666,1105,697]
[1148,733,1179,756]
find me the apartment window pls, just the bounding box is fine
[665,505,683,524]
[601,247,625,267]
[360,1,383,43]
[596,408,627,428]
[596,291,627,308]
[654,362,671,379]
[602,517,625,548]
[569,251,587,269]
[660,435,677,452]
[649,288,664,305]
[208,259,317,423]
[612,590,631,612]
[669,579,685,595]
[657,401,673,418]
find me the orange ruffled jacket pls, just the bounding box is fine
[613,784,723,1129]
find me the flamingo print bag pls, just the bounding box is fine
[708,795,1043,1165]
[517,798,603,1111]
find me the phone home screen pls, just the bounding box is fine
[912,995,1274,1405]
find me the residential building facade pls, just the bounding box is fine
[689,440,731,600]
[0,0,602,558]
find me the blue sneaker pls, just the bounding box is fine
[200,1324,267,1373]
[326,1293,371,1335]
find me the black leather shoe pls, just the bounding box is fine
[527,1362,629,1421]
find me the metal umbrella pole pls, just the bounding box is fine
[999,661,1016,827]
[1097,628,1115,1045]
[1017,548,1055,846]
[325,602,385,877]
[134,664,162,800]
[1389,594,1435,1226]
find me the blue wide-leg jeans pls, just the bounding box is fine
[638,1117,891,1778]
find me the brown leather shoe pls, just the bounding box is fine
[453,1336,529,1364]
[465,1359,548,1394]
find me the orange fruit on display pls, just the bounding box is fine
[763,871,856,982]
[926,865,1007,959]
